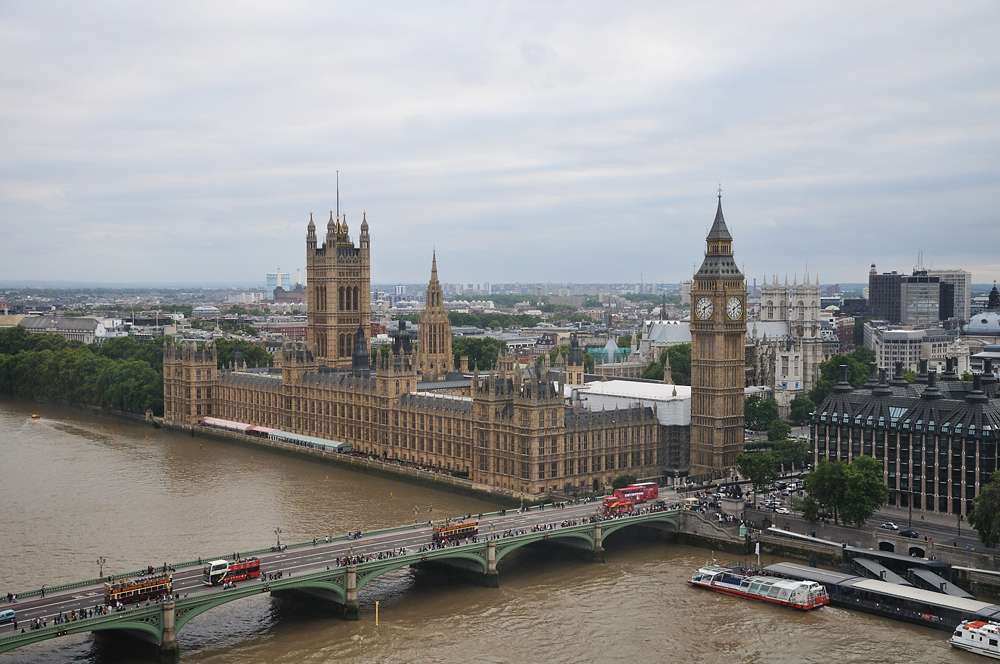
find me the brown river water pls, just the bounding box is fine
[0,399,980,663]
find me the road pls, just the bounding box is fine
[1,500,610,633]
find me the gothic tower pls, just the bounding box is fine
[306,210,371,369]
[689,192,747,479]
[416,251,453,381]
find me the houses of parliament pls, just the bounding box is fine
[163,201,746,495]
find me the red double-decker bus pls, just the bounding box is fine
[203,558,261,586]
[630,482,659,501]
[613,483,659,503]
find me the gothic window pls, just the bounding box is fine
[339,334,345,358]
[339,287,344,311]
[798,300,804,320]
[353,287,359,310]
[766,300,773,319]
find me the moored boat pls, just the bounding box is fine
[951,620,1000,659]
[30,414,40,420]
[689,565,829,610]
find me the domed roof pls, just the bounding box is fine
[965,311,1000,335]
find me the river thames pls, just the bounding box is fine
[0,400,979,663]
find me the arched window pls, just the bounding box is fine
[346,333,353,355]
[339,334,345,358]
[339,287,345,311]
[766,300,773,319]
[353,286,359,310]
[798,300,804,320]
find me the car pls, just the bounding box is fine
[774,507,791,514]
[900,530,919,538]
[880,522,898,530]
[0,608,14,625]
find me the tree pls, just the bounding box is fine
[840,456,890,527]
[902,369,917,383]
[745,395,780,430]
[451,337,507,371]
[617,334,633,350]
[641,361,664,381]
[736,453,777,507]
[804,459,847,525]
[800,496,820,522]
[611,474,637,489]
[771,439,809,473]
[666,343,691,385]
[961,371,974,381]
[969,473,1000,548]
[215,339,273,369]
[767,418,792,442]
[789,395,815,424]
[807,347,876,404]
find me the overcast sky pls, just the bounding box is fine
[1,2,998,287]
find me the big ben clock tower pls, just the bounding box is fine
[689,188,746,480]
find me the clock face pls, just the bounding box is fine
[696,297,714,320]
[727,297,743,320]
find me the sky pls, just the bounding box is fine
[1,2,998,287]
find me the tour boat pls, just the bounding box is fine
[30,414,40,420]
[689,565,829,611]
[951,620,1000,659]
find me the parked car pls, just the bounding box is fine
[774,507,791,514]
[880,522,898,530]
[900,530,919,538]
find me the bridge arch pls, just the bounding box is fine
[356,551,488,593]
[878,541,895,552]
[908,546,926,558]
[601,514,679,542]
[494,530,596,565]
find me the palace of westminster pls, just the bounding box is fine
[163,201,750,496]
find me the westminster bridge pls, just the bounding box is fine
[0,502,681,661]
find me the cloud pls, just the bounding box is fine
[0,1,998,285]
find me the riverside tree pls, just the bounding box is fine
[736,453,778,507]
[969,474,1000,548]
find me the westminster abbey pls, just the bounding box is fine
[163,211,661,497]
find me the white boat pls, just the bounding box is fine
[951,620,1000,659]
[689,565,829,611]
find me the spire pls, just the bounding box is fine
[431,249,438,281]
[706,186,732,241]
[307,212,315,232]
[361,210,368,233]
[327,210,336,233]
[336,169,339,220]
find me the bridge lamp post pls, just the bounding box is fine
[97,556,106,579]
[275,527,283,548]
[413,506,419,526]
[489,523,494,540]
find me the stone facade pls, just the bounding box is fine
[163,213,661,497]
[689,195,747,480]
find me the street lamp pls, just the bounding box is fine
[908,477,913,529]
[413,506,419,526]
[275,527,283,548]
[97,556,106,579]
[958,513,963,538]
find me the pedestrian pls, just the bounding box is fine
[40,585,45,598]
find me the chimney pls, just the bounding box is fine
[460,355,469,373]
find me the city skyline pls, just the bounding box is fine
[2,3,998,284]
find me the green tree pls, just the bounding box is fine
[736,453,778,507]
[611,474,638,489]
[767,418,792,442]
[807,347,876,404]
[641,361,664,381]
[214,339,273,369]
[840,456,890,527]
[804,459,847,525]
[617,334,633,350]
[771,439,809,472]
[789,395,815,424]
[666,343,691,385]
[451,337,508,371]
[745,396,780,430]
[961,371,974,381]
[969,473,1000,548]
[902,369,917,383]
[800,495,820,522]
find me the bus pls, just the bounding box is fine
[203,558,261,586]
[602,496,635,515]
[630,482,659,501]
[432,520,479,543]
[104,573,173,605]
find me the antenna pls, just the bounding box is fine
[336,170,340,220]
